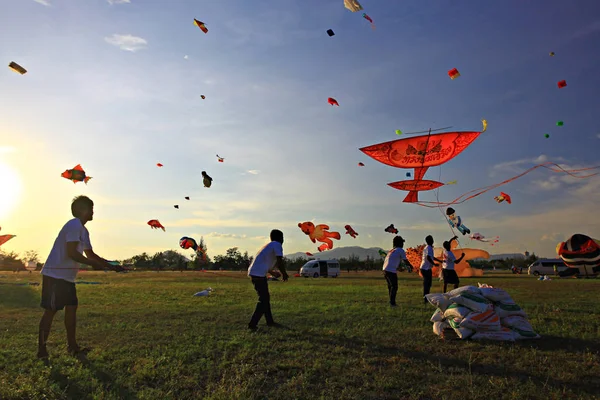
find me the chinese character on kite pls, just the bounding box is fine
[446,207,470,235]
[179,236,206,261]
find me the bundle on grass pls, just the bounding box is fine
[426,283,540,341]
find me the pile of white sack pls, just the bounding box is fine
[426,283,540,341]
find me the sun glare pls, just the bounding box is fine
[0,162,22,220]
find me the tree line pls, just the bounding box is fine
[1,239,538,273]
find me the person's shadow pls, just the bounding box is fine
[48,352,135,399]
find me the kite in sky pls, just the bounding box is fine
[216,155,224,162]
[469,233,499,243]
[362,13,375,29]
[147,220,165,231]
[328,97,339,106]
[448,68,460,80]
[446,180,458,185]
[61,164,92,184]
[8,62,26,75]
[345,225,358,238]
[327,29,335,37]
[344,0,363,12]
[174,205,179,209]
[384,224,398,234]
[180,236,207,261]
[360,129,482,202]
[494,192,512,204]
[550,52,555,56]
[194,19,208,33]
[0,227,16,247]
[305,252,313,257]
[318,243,330,252]
[558,80,567,88]
[481,119,488,132]
[396,130,402,135]
[358,162,365,166]
[202,171,213,188]
[201,95,206,99]
[298,221,341,250]
[157,163,163,167]
[557,121,564,126]
[185,196,190,200]
[446,207,470,235]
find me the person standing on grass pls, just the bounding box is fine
[38,195,124,360]
[247,229,289,330]
[382,236,414,307]
[441,236,465,293]
[419,235,442,303]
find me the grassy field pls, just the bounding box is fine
[1,271,599,400]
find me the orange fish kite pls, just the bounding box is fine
[345,225,358,238]
[62,164,92,184]
[147,220,165,231]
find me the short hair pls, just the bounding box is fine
[71,195,94,217]
[425,235,434,245]
[270,229,284,242]
[393,236,405,248]
[443,241,451,251]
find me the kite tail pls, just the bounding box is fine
[84,177,92,184]
[403,190,419,203]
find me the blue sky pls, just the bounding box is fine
[1,0,600,261]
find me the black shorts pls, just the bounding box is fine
[442,269,459,285]
[40,275,78,311]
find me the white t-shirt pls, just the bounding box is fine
[41,218,92,283]
[443,250,456,270]
[383,247,406,273]
[248,241,283,277]
[420,245,434,270]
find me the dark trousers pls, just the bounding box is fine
[249,276,274,327]
[384,271,398,305]
[421,269,432,299]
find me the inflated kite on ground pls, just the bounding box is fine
[556,234,600,276]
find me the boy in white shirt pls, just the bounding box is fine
[38,196,124,360]
[419,235,443,303]
[247,229,288,330]
[382,236,413,307]
[442,236,465,293]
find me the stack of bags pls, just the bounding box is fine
[426,284,540,341]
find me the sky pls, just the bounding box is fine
[1,0,600,262]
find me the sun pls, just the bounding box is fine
[0,162,22,221]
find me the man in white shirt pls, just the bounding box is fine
[247,229,288,330]
[382,236,413,307]
[419,235,443,303]
[38,196,124,361]
[442,236,465,293]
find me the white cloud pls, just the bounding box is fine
[183,55,189,60]
[104,34,147,52]
[33,0,50,6]
[247,170,260,175]
[107,0,131,4]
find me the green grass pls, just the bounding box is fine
[1,271,599,400]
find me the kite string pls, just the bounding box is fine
[416,162,600,208]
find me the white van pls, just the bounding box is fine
[528,258,567,276]
[300,259,341,278]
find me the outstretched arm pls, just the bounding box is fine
[456,253,466,263]
[67,242,113,270]
[272,256,288,281]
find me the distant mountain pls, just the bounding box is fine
[285,246,385,261]
[285,247,526,262]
